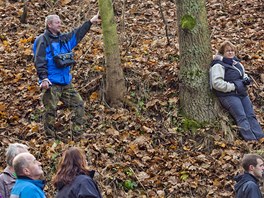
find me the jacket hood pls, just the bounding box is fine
[210,54,223,66]
[210,55,240,67]
[56,170,95,190]
[234,173,259,192]
[213,54,223,61]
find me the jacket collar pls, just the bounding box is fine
[3,166,16,179]
[17,176,46,189]
[44,29,60,39]
[234,172,259,184]
[245,172,259,183]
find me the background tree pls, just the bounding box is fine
[20,0,27,24]
[98,0,126,107]
[175,0,219,122]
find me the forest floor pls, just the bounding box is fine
[0,0,264,197]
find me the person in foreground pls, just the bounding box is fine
[33,13,100,138]
[0,143,29,198]
[10,153,45,198]
[210,40,264,141]
[53,147,102,198]
[234,154,264,198]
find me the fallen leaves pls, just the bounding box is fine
[0,0,264,198]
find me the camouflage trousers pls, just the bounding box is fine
[42,83,85,137]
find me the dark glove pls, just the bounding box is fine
[242,77,252,86]
[233,80,247,96]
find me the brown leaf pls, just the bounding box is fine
[137,171,150,181]
[60,0,72,5]
[106,128,120,136]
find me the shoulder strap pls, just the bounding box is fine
[43,34,72,54]
[43,34,55,56]
[59,34,71,52]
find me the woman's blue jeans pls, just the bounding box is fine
[218,95,264,141]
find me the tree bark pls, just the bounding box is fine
[98,0,126,107]
[176,0,218,122]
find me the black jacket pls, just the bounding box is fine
[234,172,262,198]
[56,174,102,198]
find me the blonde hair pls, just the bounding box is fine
[218,41,236,55]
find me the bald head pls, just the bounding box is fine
[13,153,43,180]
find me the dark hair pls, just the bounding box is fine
[53,147,90,188]
[218,40,236,55]
[242,154,263,171]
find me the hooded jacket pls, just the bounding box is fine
[234,172,262,198]
[210,55,248,97]
[10,176,45,198]
[33,20,92,85]
[55,173,102,198]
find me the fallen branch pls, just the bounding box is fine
[77,75,102,92]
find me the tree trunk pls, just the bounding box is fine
[98,0,126,107]
[20,0,27,24]
[176,0,218,122]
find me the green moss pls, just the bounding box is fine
[123,179,137,190]
[180,14,196,30]
[181,67,204,82]
[182,118,202,132]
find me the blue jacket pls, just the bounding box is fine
[55,174,102,198]
[33,21,92,85]
[234,173,262,198]
[10,176,45,198]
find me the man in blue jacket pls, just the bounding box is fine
[33,13,99,138]
[234,154,264,198]
[10,152,45,198]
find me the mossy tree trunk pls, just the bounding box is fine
[176,0,219,122]
[98,0,126,107]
